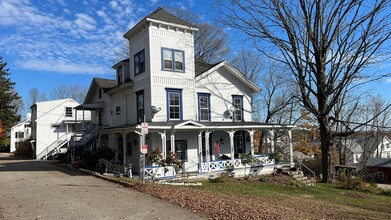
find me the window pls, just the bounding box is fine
[166,140,187,161]
[15,131,24,138]
[386,143,390,149]
[198,93,210,121]
[354,154,360,163]
[116,106,121,115]
[162,48,185,72]
[65,107,73,117]
[166,88,182,120]
[378,172,384,181]
[98,88,102,99]
[134,49,145,75]
[136,90,144,123]
[232,95,243,122]
[117,66,123,84]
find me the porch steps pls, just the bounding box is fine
[287,170,315,186]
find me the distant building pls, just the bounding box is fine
[30,98,90,159]
[10,113,31,153]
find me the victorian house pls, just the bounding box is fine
[77,8,295,178]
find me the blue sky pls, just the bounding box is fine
[0,0,216,109]
[1,0,391,116]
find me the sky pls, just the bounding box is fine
[1,0,391,119]
[0,0,217,115]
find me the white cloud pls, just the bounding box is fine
[18,58,110,75]
[150,0,159,4]
[385,78,391,84]
[74,13,96,31]
[110,1,119,9]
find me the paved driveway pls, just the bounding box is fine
[0,153,206,220]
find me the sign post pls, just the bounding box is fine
[140,118,148,184]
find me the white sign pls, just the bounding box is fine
[141,122,148,134]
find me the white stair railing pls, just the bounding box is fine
[37,134,68,159]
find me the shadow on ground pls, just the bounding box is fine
[0,153,87,176]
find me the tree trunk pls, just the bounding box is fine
[318,117,334,183]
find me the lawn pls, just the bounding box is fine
[116,174,391,219]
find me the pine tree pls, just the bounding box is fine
[0,56,21,145]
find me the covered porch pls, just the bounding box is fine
[96,120,295,179]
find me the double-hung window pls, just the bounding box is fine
[134,49,145,75]
[232,95,243,122]
[136,90,144,123]
[117,66,123,84]
[198,93,210,121]
[166,88,182,120]
[65,107,73,117]
[162,48,185,72]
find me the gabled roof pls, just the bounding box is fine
[124,7,198,39]
[112,58,129,69]
[84,78,116,104]
[147,7,197,28]
[366,158,391,168]
[195,59,261,93]
[94,78,116,89]
[195,58,219,77]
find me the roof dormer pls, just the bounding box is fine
[112,58,130,85]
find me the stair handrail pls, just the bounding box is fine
[283,153,316,183]
[37,133,68,159]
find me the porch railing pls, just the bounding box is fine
[201,155,274,173]
[144,166,176,179]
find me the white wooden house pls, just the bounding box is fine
[10,113,31,153]
[30,98,90,159]
[77,7,295,178]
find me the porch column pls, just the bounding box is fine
[198,131,203,172]
[228,130,235,165]
[249,130,255,156]
[288,129,293,166]
[170,133,175,153]
[159,131,166,159]
[270,130,275,153]
[98,134,102,148]
[122,132,127,165]
[205,131,211,170]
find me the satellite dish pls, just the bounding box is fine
[151,106,161,114]
[223,110,231,119]
[151,106,161,118]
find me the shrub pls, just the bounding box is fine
[259,175,268,182]
[13,141,33,158]
[210,172,230,183]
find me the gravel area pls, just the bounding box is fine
[0,153,206,220]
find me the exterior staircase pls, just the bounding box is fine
[37,134,68,160]
[287,170,315,186]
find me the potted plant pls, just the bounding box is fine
[268,152,281,164]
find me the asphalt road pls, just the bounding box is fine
[0,153,206,220]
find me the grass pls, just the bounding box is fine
[189,175,391,215]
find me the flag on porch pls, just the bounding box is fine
[214,142,221,157]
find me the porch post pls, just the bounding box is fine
[159,131,166,159]
[270,130,275,153]
[288,129,293,166]
[205,131,211,171]
[198,131,203,172]
[228,130,235,165]
[170,133,175,154]
[122,132,127,165]
[249,130,255,156]
[98,133,102,148]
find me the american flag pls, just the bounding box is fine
[214,142,221,157]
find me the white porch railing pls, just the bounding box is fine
[144,166,176,179]
[201,156,274,173]
[106,162,132,177]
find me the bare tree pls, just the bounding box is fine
[27,88,47,107]
[50,84,87,103]
[218,0,391,182]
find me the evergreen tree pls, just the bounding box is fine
[0,56,21,145]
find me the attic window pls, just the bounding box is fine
[116,106,121,115]
[65,107,73,117]
[117,66,123,84]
